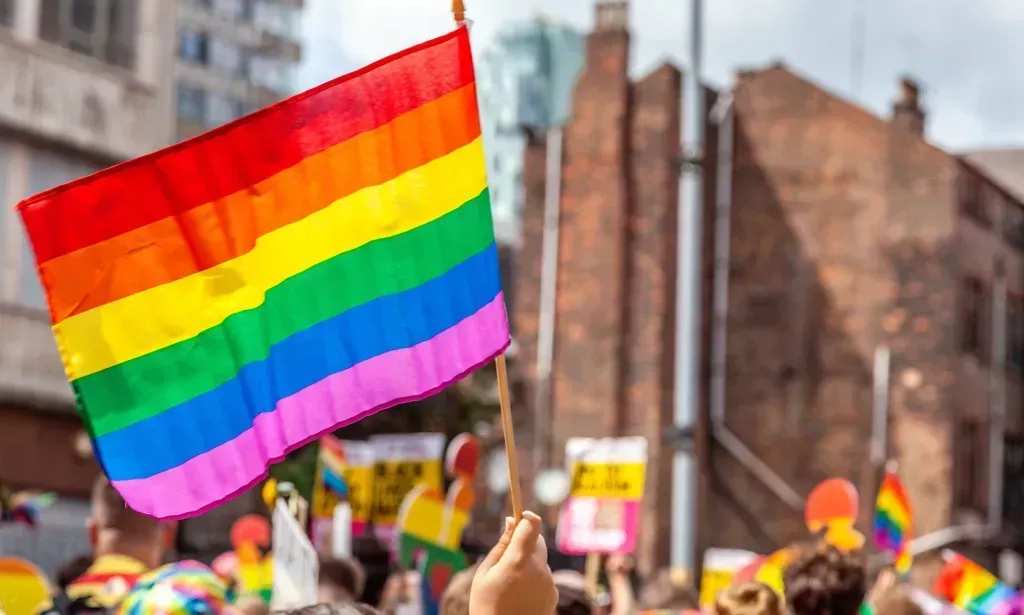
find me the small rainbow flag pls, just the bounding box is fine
[934,552,1015,615]
[319,435,349,497]
[17,25,508,520]
[873,469,913,576]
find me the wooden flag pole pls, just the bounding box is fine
[450,0,524,524]
[496,354,524,521]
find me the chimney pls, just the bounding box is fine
[892,76,925,137]
[584,1,629,76]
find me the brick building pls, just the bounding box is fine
[513,1,1024,575]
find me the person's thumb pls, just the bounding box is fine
[478,516,516,573]
[504,511,544,564]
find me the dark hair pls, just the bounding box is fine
[785,546,867,615]
[318,557,367,600]
[55,555,94,591]
[556,583,594,615]
[275,604,380,615]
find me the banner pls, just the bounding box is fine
[311,439,375,550]
[370,433,445,541]
[271,500,318,610]
[699,548,760,609]
[556,437,647,554]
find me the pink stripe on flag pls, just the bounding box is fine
[113,293,509,519]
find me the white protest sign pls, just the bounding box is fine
[271,499,318,609]
[332,502,352,559]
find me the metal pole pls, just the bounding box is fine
[870,346,891,468]
[534,127,563,474]
[989,270,1007,530]
[671,0,705,572]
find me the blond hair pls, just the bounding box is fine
[716,582,785,615]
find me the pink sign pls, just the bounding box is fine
[557,497,641,554]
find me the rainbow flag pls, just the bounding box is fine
[16,25,508,520]
[873,469,913,576]
[934,553,1015,615]
[320,435,349,497]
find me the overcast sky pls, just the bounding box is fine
[297,0,1024,152]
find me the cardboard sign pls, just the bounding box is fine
[556,437,647,555]
[397,434,480,615]
[271,500,318,609]
[311,439,375,550]
[370,433,445,540]
[699,548,760,609]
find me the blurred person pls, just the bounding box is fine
[873,588,924,615]
[40,476,174,613]
[439,565,477,615]
[470,511,558,615]
[377,570,422,614]
[551,569,594,615]
[638,569,699,611]
[319,557,368,604]
[277,605,381,615]
[785,546,867,615]
[604,555,635,615]
[715,582,785,615]
[54,556,94,594]
[233,596,271,615]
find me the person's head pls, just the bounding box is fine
[279,604,381,615]
[716,582,786,615]
[639,568,699,611]
[785,546,867,615]
[439,565,477,615]
[873,588,924,615]
[87,475,174,569]
[318,557,367,604]
[234,596,271,615]
[555,581,595,615]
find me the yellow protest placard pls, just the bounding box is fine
[371,459,443,527]
[569,462,646,499]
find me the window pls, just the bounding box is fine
[958,170,989,226]
[0,0,13,28]
[39,0,137,69]
[1004,199,1024,252]
[961,277,989,360]
[179,29,209,65]
[1004,436,1024,531]
[239,0,255,21]
[177,86,207,122]
[955,421,988,512]
[1009,296,1024,378]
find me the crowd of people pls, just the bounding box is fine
[23,474,927,615]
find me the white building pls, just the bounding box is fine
[475,17,584,245]
[0,0,178,571]
[175,0,302,140]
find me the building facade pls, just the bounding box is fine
[175,0,302,140]
[475,16,584,245]
[0,0,178,575]
[513,0,1024,577]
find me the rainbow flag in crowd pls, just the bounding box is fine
[873,469,913,576]
[319,435,348,497]
[934,552,1016,615]
[17,25,508,520]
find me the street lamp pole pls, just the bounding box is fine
[671,0,705,573]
